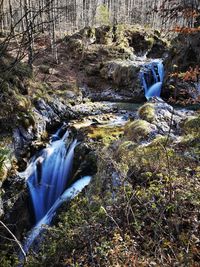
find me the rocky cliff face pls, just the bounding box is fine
[163,31,200,103]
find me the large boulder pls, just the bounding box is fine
[127,31,150,55]
[147,36,168,58]
[125,28,168,57]
[124,119,157,142]
[165,32,200,72]
[100,60,139,86]
[99,59,144,101]
[163,31,200,102]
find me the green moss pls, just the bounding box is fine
[0,147,10,182]
[146,37,154,48]
[124,119,152,142]
[17,111,35,129]
[87,125,124,145]
[178,134,200,158]
[114,24,129,47]
[116,141,136,158]
[183,116,200,134]
[138,103,155,122]
[149,135,169,147]
[15,95,31,112]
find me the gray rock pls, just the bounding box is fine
[144,98,194,137]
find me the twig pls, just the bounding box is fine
[0,220,27,262]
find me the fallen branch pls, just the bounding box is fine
[0,220,27,262]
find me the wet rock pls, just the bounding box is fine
[72,143,97,184]
[71,102,112,116]
[13,126,35,158]
[13,97,75,160]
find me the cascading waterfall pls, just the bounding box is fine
[22,176,91,256]
[140,60,164,100]
[19,128,91,257]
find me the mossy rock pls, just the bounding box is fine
[147,36,169,58]
[15,95,31,112]
[88,125,124,145]
[79,27,96,41]
[149,135,169,146]
[116,141,136,157]
[0,148,10,183]
[95,25,113,45]
[113,25,129,48]
[126,31,150,55]
[183,115,200,134]
[124,119,153,142]
[67,38,83,54]
[138,103,155,122]
[17,111,35,129]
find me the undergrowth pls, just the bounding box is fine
[24,126,200,266]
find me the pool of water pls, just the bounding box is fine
[102,101,143,112]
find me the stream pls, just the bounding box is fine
[18,58,165,261]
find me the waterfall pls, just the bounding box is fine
[21,130,77,222]
[140,60,164,100]
[19,128,92,258]
[22,176,91,255]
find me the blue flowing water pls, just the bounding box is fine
[22,176,91,255]
[19,129,92,259]
[21,130,77,222]
[140,60,164,100]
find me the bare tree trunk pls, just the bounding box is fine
[24,0,33,67]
